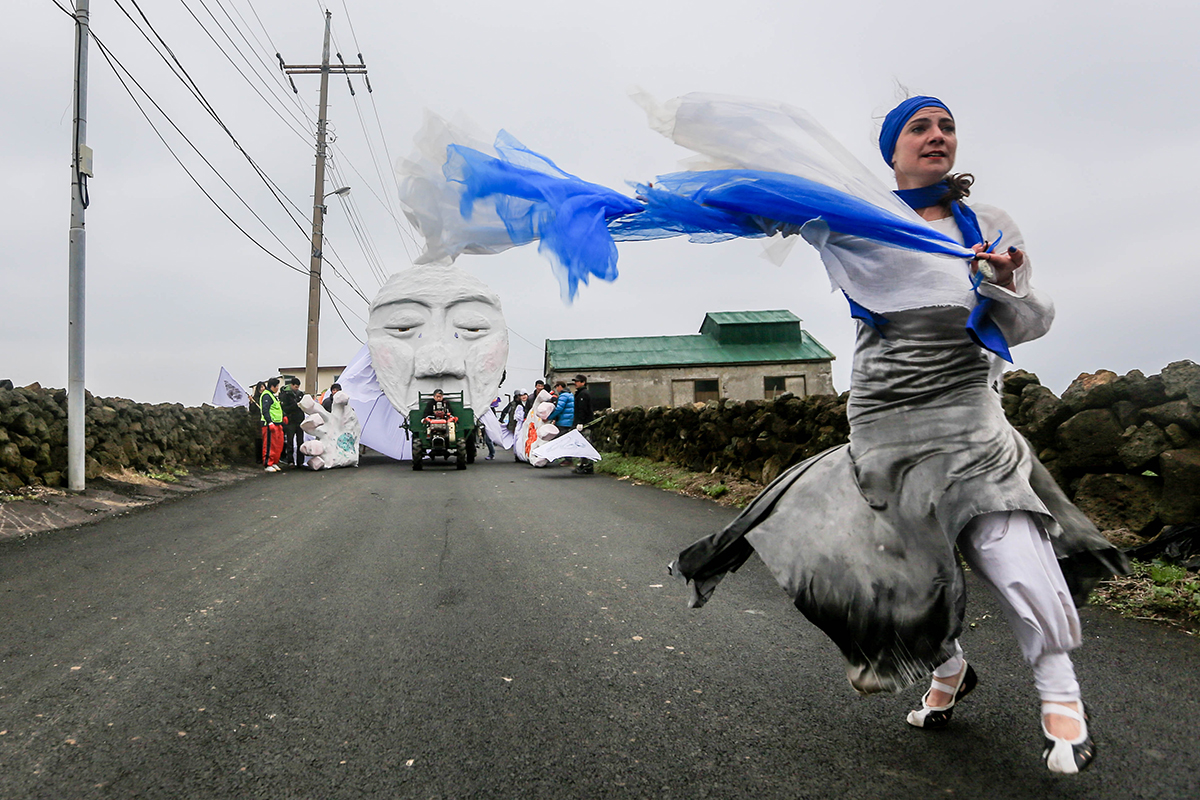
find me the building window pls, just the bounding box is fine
[590,381,611,412]
[764,376,787,399]
[694,379,720,403]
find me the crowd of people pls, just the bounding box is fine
[249,377,344,472]
[247,373,597,474]
[498,374,594,472]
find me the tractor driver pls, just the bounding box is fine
[422,389,458,443]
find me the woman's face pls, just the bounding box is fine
[891,106,957,190]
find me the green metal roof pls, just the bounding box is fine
[703,310,801,326]
[546,311,835,372]
[699,309,803,345]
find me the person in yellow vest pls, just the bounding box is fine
[259,378,285,472]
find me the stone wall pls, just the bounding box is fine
[590,392,850,485]
[548,361,836,409]
[591,361,1200,539]
[0,385,259,492]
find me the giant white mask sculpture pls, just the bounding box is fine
[366,264,509,415]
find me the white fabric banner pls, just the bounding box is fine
[337,344,412,461]
[211,367,249,408]
[480,406,515,451]
[530,429,602,463]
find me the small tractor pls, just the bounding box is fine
[405,390,478,470]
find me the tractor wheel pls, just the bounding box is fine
[413,452,423,471]
[456,444,467,470]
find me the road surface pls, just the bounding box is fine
[1,455,1197,799]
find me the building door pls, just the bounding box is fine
[671,379,693,406]
[590,381,611,412]
[693,379,720,403]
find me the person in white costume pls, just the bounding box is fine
[392,91,1125,772]
[670,96,1125,776]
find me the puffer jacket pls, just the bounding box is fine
[547,390,574,428]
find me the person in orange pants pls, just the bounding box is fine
[259,378,285,472]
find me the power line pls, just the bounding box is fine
[331,3,421,260]
[183,0,316,144]
[89,29,309,278]
[118,0,315,242]
[120,1,372,306]
[50,0,371,345]
[235,1,421,275]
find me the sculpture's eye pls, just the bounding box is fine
[454,314,491,339]
[385,316,424,336]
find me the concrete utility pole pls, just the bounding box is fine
[279,11,370,396]
[68,0,93,492]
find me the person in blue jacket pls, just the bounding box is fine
[546,380,574,428]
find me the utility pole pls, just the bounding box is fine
[278,11,370,396]
[68,0,93,492]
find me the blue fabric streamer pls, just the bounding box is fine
[615,170,972,258]
[443,135,1012,362]
[445,132,641,299]
[444,136,977,302]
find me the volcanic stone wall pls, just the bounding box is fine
[590,361,1200,538]
[0,385,258,493]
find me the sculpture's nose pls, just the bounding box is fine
[414,340,466,378]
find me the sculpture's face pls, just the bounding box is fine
[367,265,508,414]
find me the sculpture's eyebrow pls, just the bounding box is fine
[372,293,498,313]
[447,293,499,308]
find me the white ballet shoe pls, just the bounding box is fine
[1042,702,1094,775]
[906,663,978,729]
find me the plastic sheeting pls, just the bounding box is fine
[529,429,602,463]
[397,93,982,314]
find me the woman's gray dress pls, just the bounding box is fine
[670,208,1127,693]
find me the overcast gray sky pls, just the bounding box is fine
[6,1,1199,406]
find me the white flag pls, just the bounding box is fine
[211,367,249,408]
[529,429,602,463]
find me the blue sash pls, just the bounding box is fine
[890,183,1012,361]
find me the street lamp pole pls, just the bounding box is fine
[302,12,333,398]
[280,11,369,397]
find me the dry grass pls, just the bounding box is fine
[594,453,762,508]
[1091,560,1200,635]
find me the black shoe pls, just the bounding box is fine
[1042,702,1094,774]
[906,664,978,729]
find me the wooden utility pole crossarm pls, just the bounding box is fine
[278,11,371,396]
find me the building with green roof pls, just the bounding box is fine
[544,310,835,410]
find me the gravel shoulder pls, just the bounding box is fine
[0,465,265,541]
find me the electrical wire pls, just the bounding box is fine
[120,0,315,242]
[239,0,422,274]
[186,0,316,144]
[89,30,309,278]
[119,0,370,304]
[334,0,422,258]
[50,0,370,345]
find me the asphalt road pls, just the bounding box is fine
[1,455,1197,799]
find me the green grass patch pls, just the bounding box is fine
[1090,559,1200,633]
[594,453,762,508]
[594,453,681,491]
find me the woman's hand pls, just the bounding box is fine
[972,245,1023,291]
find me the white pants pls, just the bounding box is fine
[933,510,1082,703]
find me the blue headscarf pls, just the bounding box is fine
[867,97,1013,360]
[879,95,951,166]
